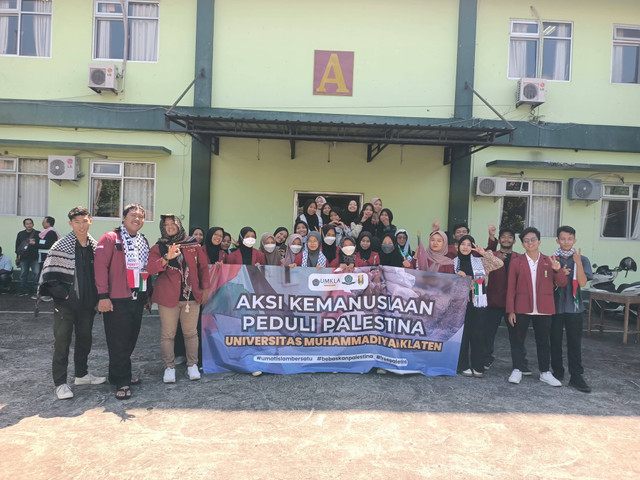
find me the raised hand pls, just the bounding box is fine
[488,222,496,239]
[573,247,582,265]
[471,243,485,256]
[432,219,440,232]
[551,256,561,272]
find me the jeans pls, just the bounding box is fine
[550,313,585,378]
[103,298,144,388]
[52,303,96,386]
[508,314,552,372]
[0,272,11,292]
[19,258,40,294]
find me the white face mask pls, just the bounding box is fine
[324,236,336,245]
[290,244,302,254]
[263,243,276,253]
[341,245,356,256]
[242,237,256,248]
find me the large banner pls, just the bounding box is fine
[202,265,471,376]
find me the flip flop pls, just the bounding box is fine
[130,377,142,385]
[115,386,132,400]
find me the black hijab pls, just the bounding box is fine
[273,227,289,248]
[357,231,374,261]
[358,202,375,234]
[321,224,337,264]
[342,202,359,227]
[300,199,320,232]
[205,226,224,264]
[238,226,257,265]
[379,234,405,267]
[189,226,205,245]
[457,234,475,276]
[321,203,332,226]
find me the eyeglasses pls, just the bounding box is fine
[522,237,539,243]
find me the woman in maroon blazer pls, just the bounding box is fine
[355,232,380,267]
[226,227,265,265]
[505,227,568,387]
[147,215,210,384]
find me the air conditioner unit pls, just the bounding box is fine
[516,78,546,107]
[568,178,602,201]
[48,156,78,181]
[474,177,507,196]
[88,64,118,93]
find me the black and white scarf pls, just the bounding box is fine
[120,225,149,294]
[454,256,488,308]
[38,231,97,293]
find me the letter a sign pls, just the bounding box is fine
[313,50,354,96]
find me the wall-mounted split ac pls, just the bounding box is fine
[48,156,78,181]
[567,178,602,201]
[88,64,119,93]
[516,78,546,107]
[474,177,507,196]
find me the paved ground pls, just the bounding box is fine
[0,294,639,480]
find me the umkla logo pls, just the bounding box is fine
[308,273,368,291]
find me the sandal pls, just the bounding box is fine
[115,386,132,400]
[130,377,142,385]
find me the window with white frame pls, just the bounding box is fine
[93,1,159,62]
[612,25,640,84]
[601,184,640,239]
[0,0,52,57]
[509,20,572,81]
[90,161,155,220]
[0,157,48,216]
[500,179,562,236]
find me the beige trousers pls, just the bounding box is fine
[158,301,199,368]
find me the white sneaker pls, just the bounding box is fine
[41,295,53,302]
[508,369,522,384]
[74,373,107,385]
[163,367,176,383]
[174,356,186,366]
[187,364,200,381]
[540,371,562,387]
[55,384,74,399]
[460,369,474,377]
[251,371,263,377]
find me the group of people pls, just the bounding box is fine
[9,195,590,401]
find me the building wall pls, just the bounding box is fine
[211,0,459,118]
[0,127,192,261]
[1,0,197,106]
[209,138,449,241]
[474,0,640,127]
[470,146,640,281]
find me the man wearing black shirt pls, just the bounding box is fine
[39,206,106,400]
[15,218,40,296]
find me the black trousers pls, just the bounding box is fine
[550,312,584,377]
[457,303,486,373]
[103,298,144,388]
[507,314,551,372]
[52,303,96,386]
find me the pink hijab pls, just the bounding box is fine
[417,230,454,272]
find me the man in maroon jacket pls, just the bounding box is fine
[505,227,568,386]
[483,226,530,373]
[95,203,150,400]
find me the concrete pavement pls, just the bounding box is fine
[0,294,639,479]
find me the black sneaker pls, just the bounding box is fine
[569,375,591,393]
[484,359,494,371]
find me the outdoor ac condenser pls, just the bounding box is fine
[474,177,507,196]
[48,156,78,181]
[88,64,118,93]
[516,78,546,107]
[567,178,602,201]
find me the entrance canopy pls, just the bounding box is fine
[165,107,515,162]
